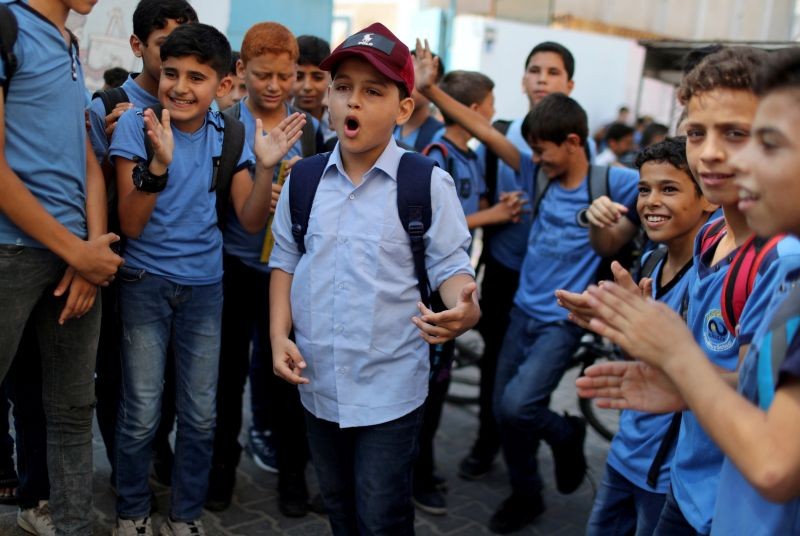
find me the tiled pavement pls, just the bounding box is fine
[0,357,617,535]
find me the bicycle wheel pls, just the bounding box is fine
[579,393,618,441]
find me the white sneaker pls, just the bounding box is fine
[113,517,153,536]
[17,501,55,536]
[159,518,206,536]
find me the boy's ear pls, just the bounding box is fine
[216,75,233,99]
[395,96,415,126]
[130,34,144,59]
[565,133,582,151]
[236,58,245,79]
[565,78,575,95]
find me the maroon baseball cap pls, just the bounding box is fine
[319,23,414,96]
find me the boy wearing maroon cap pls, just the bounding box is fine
[268,23,480,534]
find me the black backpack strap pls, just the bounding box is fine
[647,412,682,488]
[212,112,245,229]
[288,152,332,254]
[396,152,436,307]
[414,115,444,152]
[222,100,242,121]
[91,86,130,115]
[530,164,550,220]
[587,164,610,203]
[0,3,18,102]
[484,119,512,203]
[639,246,667,280]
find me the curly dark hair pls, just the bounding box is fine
[635,136,701,195]
[677,46,767,105]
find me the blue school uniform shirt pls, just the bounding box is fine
[425,136,486,218]
[269,138,473,428]
[712,260,800,536]
[109,109,254,285]
[222,99,318,272]
[393,117,444,151]
[672,225,800,534]
[88,74,159,163]
[0,1,89,248]
[512,157,639,323]
[606,252,694,493]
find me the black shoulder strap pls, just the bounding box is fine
[530,164,550,220]
[396,152,436,307]
[414,116,443,152]
[647,412,682,488]
[421,141,453,177]
[213,112,245,229]
[288,151,331,254]
[92,86,130,115]
[640,246,667,280]
[484,119,512,203]
[0,3,18,102]
[587,164,610,203]
[222,100,242,121]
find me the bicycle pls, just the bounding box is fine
[447,330,621,441]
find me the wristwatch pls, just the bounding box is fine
[132,162,169,193]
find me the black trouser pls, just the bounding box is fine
[473,255,520,459]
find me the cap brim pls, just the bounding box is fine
[320,49,406,88]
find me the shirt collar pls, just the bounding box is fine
[326,137,405,183]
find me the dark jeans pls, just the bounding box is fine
[586,465,666,536]
[305,406,424,536]
[493,307,583,496]
[0,245,99,535]
[7,324,49,509]
[654,486,705,536]
[474,256,520,459]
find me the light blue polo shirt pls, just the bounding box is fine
[672,225,800,534]
[88,74,159,164]
[512,157,639,323]
[222,98,318,272]
[712,261,800,536]
[109,108,254,285]
[269,138,473,428]
[425,136,486,218]
[606,251,693,493]
[0,0,89,248]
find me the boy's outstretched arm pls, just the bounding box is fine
[0,95,122,285]
[269,268,309,385]
[414,39,521,172]
[116,107,173,238]
[587,196,639,257]
[232,113,306,233]
[411,273,480,343]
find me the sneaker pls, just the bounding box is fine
[159,518,205,536]
[245,427,278,474]
[458,452,494,480]
[551,414,587,494]
[488,492,545,534]
[17,501,55,536]
[278,471,309,518]
[412,479,447,516]
[112,517,153,536]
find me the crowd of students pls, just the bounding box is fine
[1,0,799,535]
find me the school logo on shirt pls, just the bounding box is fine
[704,309,735,352]
[458,178,472,199]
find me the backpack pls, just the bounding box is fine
[755,282,800,409]
[412,115,444,152]
[0,2,17,101]
[223,100,321,158]
[699,218,786,334]
[141,104,245,230]
[92,86,130,116]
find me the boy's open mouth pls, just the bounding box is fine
[344,116,360,138]
[738,187,760,211]
[168,95,196,106]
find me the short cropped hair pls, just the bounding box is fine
[677,46,767,105]
[605,122,634,142]
[241,22,299,65]
[524,41,575,80]
[683,44,723,76]
[160,23,231,80]
[521,93,587,146]
[297,35,331,67]
[103,67,128,88]
[133,0,197,44]
[635,136,700,195]
[641,122,669,148]
[754,47,800,97]
[438,70,494,125]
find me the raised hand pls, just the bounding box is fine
[576,360,686,413]
[413,38,440,91]
[254,113,307,170]
[143,107,173,168]
[586,195,628,228]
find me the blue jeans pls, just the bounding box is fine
[115,268,222,521]
[0,245,98,535]
[654,485,705,536]
[305,406,424,536]
[587,465,666,536]
[493,307,583,496]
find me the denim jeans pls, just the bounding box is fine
[493,307,583,496]
[115,268,222,521]
[654,485,705,536]
[587,465,667,536]
[0,245,99,535]
[305,406,424,536]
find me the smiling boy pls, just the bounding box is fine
[109,23,304,536]
[269,23,479,535]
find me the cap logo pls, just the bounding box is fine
[342,31,395,56]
